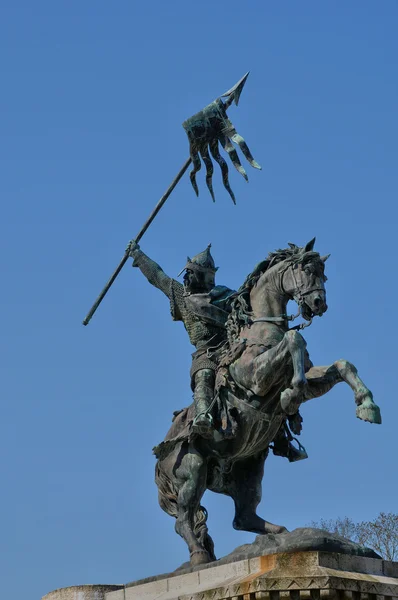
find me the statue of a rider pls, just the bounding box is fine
[126,240,307,460]
[127,240,234,438]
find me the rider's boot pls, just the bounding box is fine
[192,369,215,439]
[272,424,308,462]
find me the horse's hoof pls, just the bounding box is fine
[356,397,382,424]
[280,388,301,415]
[190,550,213,566]
[258,525,289,535]
[276,526,289,534]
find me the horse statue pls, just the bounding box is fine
[154,238,381,566]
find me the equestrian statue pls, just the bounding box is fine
[126,237,381,566]
[83,75,382,567]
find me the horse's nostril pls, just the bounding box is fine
[314,297,321,308]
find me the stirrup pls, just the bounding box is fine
[287,438,308,462]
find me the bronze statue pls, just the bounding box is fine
[133,238,381,566]
[82,75,382,569]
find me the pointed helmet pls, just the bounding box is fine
[178,244,218,276]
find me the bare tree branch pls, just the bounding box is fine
[309,512,398,560]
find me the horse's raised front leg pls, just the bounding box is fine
[279,330,308,415]
[303,360,381,424]
[174,444,215,565]
[221,451,288,535]
[232,330,308,415]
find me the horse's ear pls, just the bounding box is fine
[304,237,316,252]
[320,254,331,263]
[288,242,297,249]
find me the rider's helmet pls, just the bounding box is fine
[178,244,218,292]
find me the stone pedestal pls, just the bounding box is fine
[43,551,398,600]
[42,585,123,600]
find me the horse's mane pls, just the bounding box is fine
[237,245,301,294]
[226,244,316,343]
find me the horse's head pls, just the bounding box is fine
[281,238,329,321]
[228,239,330,341]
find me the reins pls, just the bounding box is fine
[251,262,323,331]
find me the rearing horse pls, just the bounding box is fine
[155,239,381,566]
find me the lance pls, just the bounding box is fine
[82,72,261,326]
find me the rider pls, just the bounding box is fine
[126,240,235,439]
[127,240,307,459]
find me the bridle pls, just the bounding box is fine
[252,261,325,331]
[287,262,325,307]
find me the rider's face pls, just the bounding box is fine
[184,269,215,293]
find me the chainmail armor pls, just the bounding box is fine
[133,249,226,341]
[132,250,228,388]
[132,249,171,296]
[170,280,227,387]
[169,280,226,348]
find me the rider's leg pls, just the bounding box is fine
[192,368,215,439]
[303,361,381,424]
[226,451,288,534]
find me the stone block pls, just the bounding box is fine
[43,551,398,600]
[42,585,123,600]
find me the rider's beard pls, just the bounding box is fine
[183,270,214,294]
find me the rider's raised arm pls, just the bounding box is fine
[127,241,172,299]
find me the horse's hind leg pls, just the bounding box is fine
[224,451,288,535]
[303,360,381,424]
[174,444,215,565]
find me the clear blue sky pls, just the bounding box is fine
[1,2,397,598]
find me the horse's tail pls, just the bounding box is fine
[193,505,216,560]
[155,459,216,561]
[155,460,179,519]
